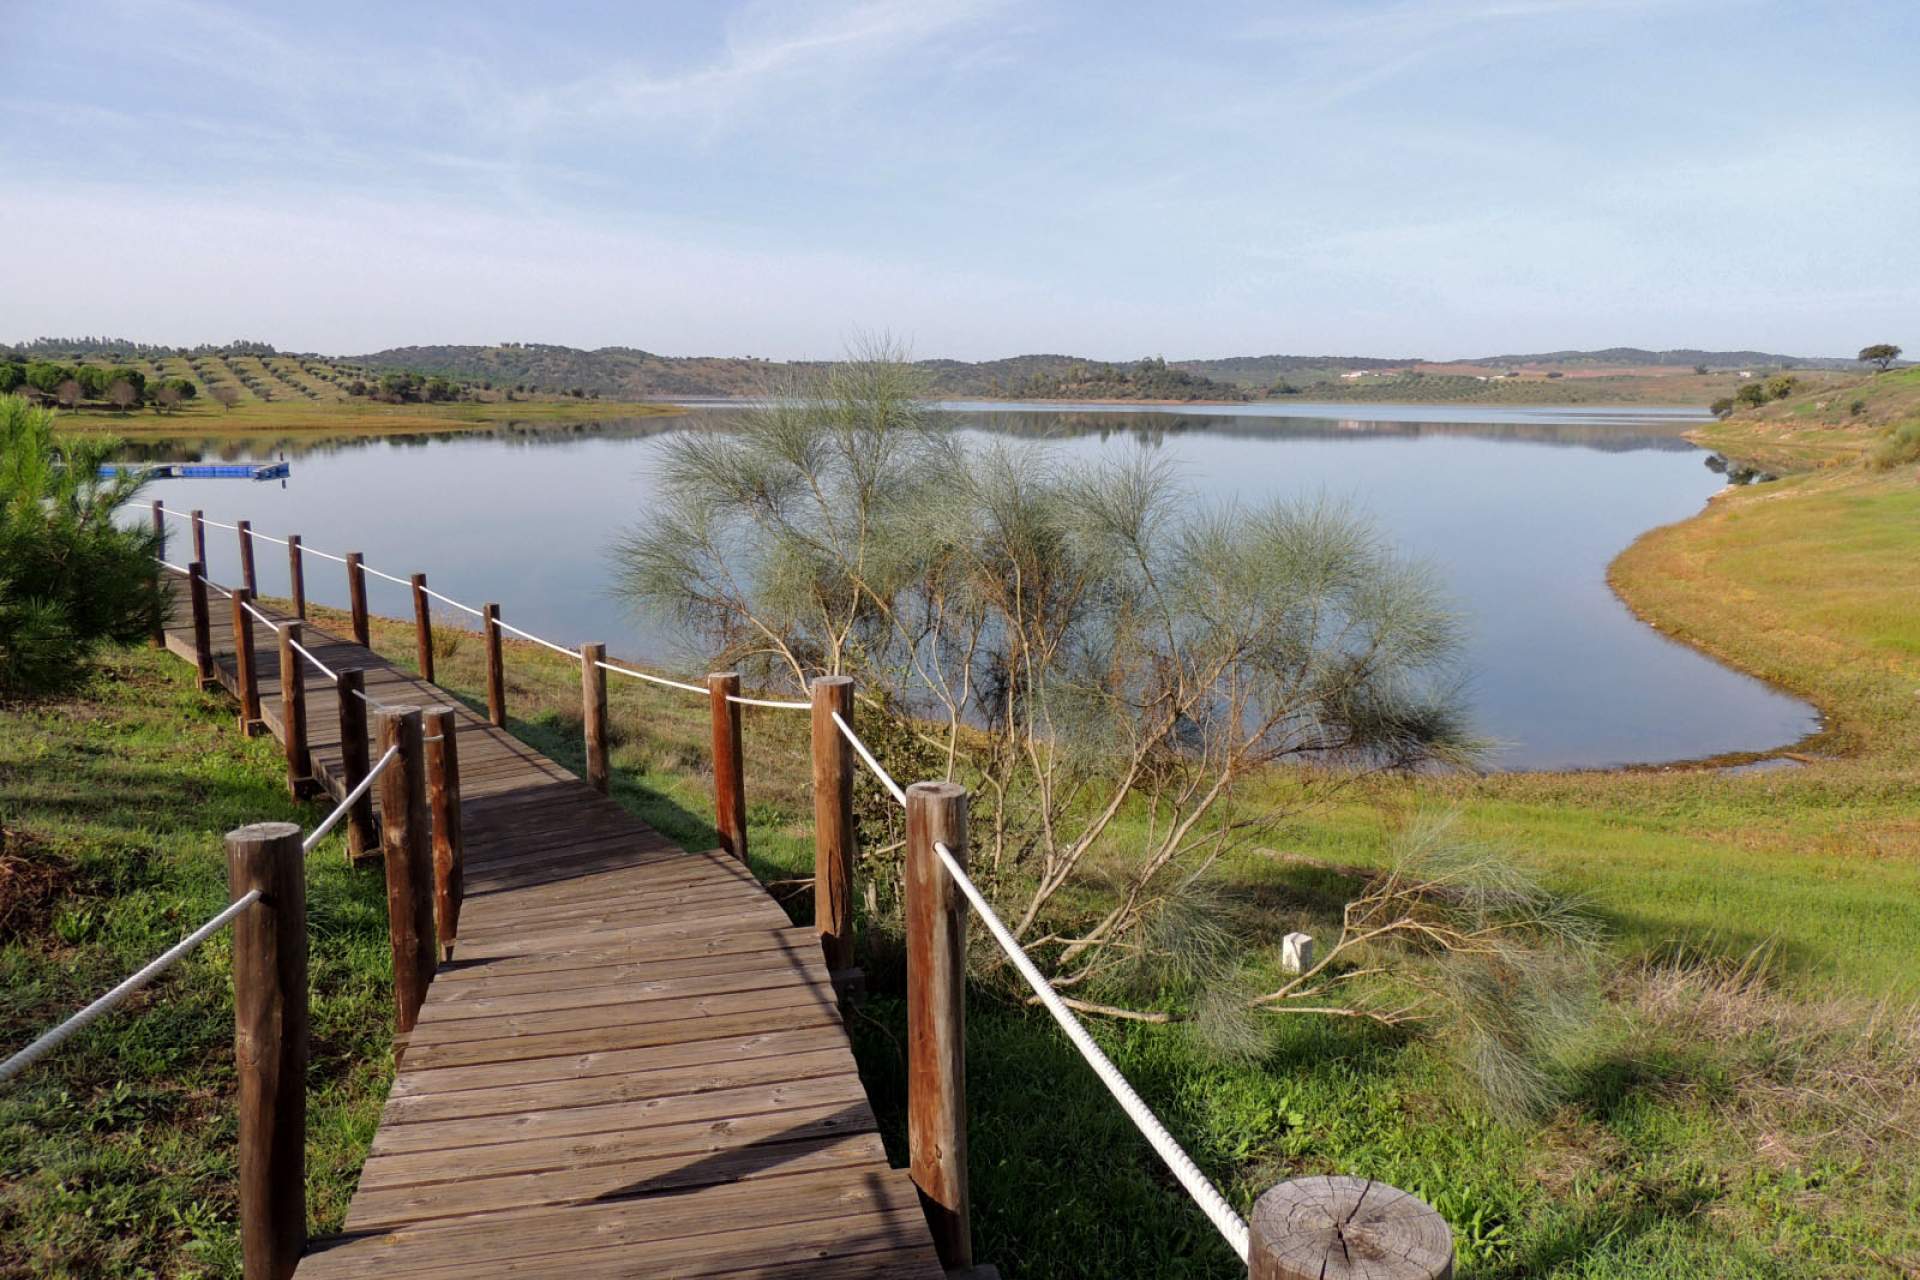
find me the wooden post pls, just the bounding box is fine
[337,670,376,862]
[189,560,215,687]
[377,706,436,1035]
[905,780,971,1270]
[232,588,263,735]
[411,573,434,683]
[581,643,609,793]
[345,552,369,647]
[149,501,167,648]
[226,821,307,1280]
[191,508,206,565]
[287,535,306,620]
[483,603,506,728]
[237,519,258,595]
[811,675,856,975]
[277,622,311,796]
[423,706,464,962]
[708,672,747,863]
[1248,1177,1453,1280]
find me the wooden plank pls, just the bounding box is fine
[296,1168,926,1279]
[388,1023,852,1099]
[393,999,847,1073]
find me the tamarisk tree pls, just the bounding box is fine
[620,337,1480,958]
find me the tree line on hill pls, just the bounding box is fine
[0,360,199,413]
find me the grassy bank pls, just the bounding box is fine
[0,647,394,1278]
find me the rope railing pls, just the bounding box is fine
[824,705,1251,1262]
[596,659,705,694]
[495,616,582,659]
[728,692,811,710]
[300,744,399,852]
[359,564,412,588]
[287,636,337,682]
[242,598,282,633]
[418,584,483,617]
[158,507,817,712]
[0,889,263,1084]
[833,710,906,803]
[931,835,1252,1261]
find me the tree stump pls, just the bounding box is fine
[1249,1176,1452,1280]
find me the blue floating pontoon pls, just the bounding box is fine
[98,461,289,481]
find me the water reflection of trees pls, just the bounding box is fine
[109,406,1698,466]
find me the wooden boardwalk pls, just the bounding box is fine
[161,578,945,1279]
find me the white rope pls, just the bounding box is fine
[360,564,411,587]
[196,515,241,532]
[418,585,483,617]
[596,660,706,694]
[350,686,395,712]
[288,637,337,682]
[728,693,810,710]
[241,600,282,632]
[930,838,1252,1261]
[301,545,349,565]
[245,529,290,547]
[0,890,264,1084]
[833,711,905,804]
[155,558,191,577]
[300,745,398,852]
[497,618,582,660]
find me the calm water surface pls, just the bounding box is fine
[129,402,1816,770]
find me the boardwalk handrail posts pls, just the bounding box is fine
[345,551,370,646]
[810,675,856,976]
[708,672,748,863]
[411,572,435,683]
[424,705,465,962]
[906,780,972,1269]
[189,560,215,687]
[191,507,207,564]
[581,642,610,793]
[483,603,506,726]
[149,501,167,647]
[237,519,258,595]
[226,821,308,1280]
[376,706,436,1034]
[232,587,264,735]
[1247,1177,1453,1280]
[287,535,306,620]
[277,621,312,796]
[337,670,377,862]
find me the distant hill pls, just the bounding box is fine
[1171,353,1416,389]
[6,337,1882,404]
[1466,347,1862,371]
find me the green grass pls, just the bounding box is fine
[0,648,395,1278]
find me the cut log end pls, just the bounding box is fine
[1249,1176,1452,1280]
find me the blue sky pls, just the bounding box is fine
[3,0,1914,359]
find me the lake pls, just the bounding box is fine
[124,401,1817,771]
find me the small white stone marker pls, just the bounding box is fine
[1281,932,1315,974]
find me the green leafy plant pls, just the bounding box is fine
[0,394,160,695]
